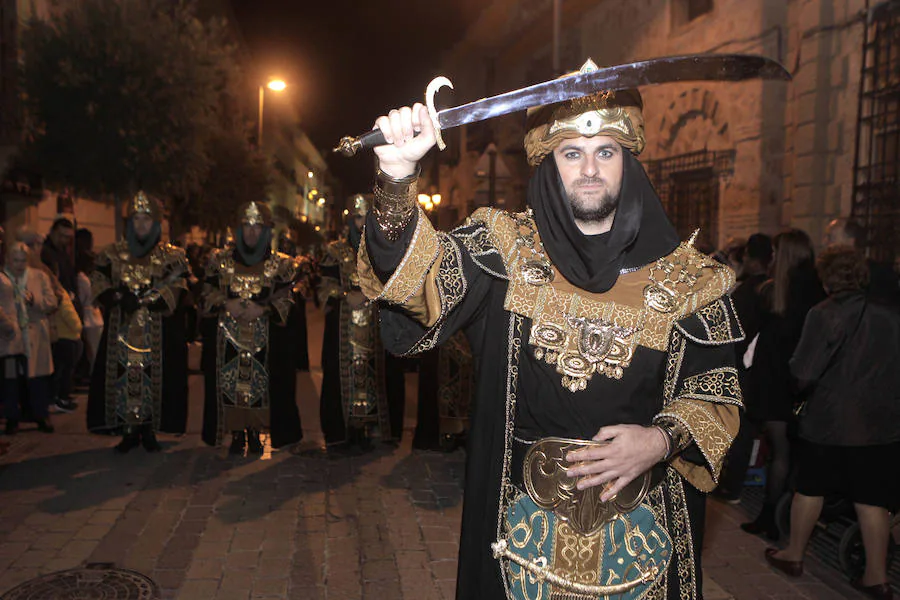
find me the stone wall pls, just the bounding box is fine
[440,0,873,249]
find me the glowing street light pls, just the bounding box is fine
[343,209,349,216]
[307,171,315,179]
[258,78,287,146]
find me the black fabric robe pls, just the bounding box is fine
[200,248,302,448]
[86,241,190,434]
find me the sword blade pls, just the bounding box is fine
[436,54,790,130]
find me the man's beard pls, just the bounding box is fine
[568,178,620,223]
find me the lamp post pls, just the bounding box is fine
[258,79,287,147]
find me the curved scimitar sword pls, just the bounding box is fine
[334,53,791,157]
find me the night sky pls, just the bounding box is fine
[228,0,485,194]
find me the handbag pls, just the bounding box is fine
[493,438,671,600]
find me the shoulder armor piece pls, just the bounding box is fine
[450,207,522,280]
[675,294,745,346]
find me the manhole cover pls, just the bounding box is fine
[0,564,159,599]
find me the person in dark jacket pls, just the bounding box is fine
[764,246,900,600]
[740,229,825,540]
[713,233,772,502]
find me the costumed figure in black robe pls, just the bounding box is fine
[87,192,190,452]
[412,332,474,452]
[318,195,403,453]
[200,201,302,454]
[359,61,744,600]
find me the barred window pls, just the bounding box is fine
[852,0,900,262]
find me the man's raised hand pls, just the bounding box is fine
[373,103,437,179]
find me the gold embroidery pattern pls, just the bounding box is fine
[663,329,687,404]
[478,208,734,392]
[665,470,698,600]
[401,234,469,356]
[656,401,734,483]
[359,206,441,304]
[553,521,605,588]
[679,368,743,406]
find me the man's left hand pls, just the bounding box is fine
[565,425,669,502]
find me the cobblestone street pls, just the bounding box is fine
[0,308,885,599]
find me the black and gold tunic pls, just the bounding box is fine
[361,205,743,600]
[318,239,397,444]
[86,240,190,433]
[200,248,301,448]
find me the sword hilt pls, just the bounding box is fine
[333,130,387,157]
[335,75,453,158]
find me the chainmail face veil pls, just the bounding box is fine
[527,151,680,293]
[126,219,162,259]
[235,226,273,266]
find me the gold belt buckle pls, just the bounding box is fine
[522,436,651,536]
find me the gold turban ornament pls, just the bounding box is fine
[127,191,163,220]
[524,59,646,167]
[237,201,274,228]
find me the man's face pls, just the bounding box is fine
[242,224,263,247]
[52,225,74,251]
[8,250,27,276]
[353,215,365,231]
[552,136,624,226]
[132,213,155,238]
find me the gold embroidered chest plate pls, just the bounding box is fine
[214,253,289,300]
[111,242,177,293]
[487,209,728,392]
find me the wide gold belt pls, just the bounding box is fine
[522,436,653,536]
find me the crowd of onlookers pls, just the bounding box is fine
[0,217,103,447]
[707,220,900,597]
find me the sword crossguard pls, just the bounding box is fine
[425,76,453,152]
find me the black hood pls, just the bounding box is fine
[528,152,680,293]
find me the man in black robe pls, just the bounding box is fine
[359,62,743,600]
[317,197,404,454]
[200,201,302,454]
[87,192,190,452]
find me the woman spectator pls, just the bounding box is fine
[764,246,900,600]
[1,243,58,433]
[76,251,103,372]
[1,231,25,447]
[741,229,825,540]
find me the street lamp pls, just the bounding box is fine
[258,78,287,147]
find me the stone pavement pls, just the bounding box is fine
[0,307,884,599]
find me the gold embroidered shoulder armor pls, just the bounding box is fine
[674,295,745,346]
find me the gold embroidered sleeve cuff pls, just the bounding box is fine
[654,399,739,491]
[373,166,420,242]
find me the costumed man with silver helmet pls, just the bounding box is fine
[359,62,744,600]
[86,192,191,452]
[316,195,405,454]
[200,201,303,455]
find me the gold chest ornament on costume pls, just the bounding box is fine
[216,253,281,301]
[502,210,709,392]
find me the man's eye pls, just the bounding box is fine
[565,152,580,160]
[599,150,613,159]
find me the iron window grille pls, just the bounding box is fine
[645,149,735,247]
[852,0,900,262]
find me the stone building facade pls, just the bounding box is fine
[434,0,897,261]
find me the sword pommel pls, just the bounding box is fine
[333,131,387,157]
